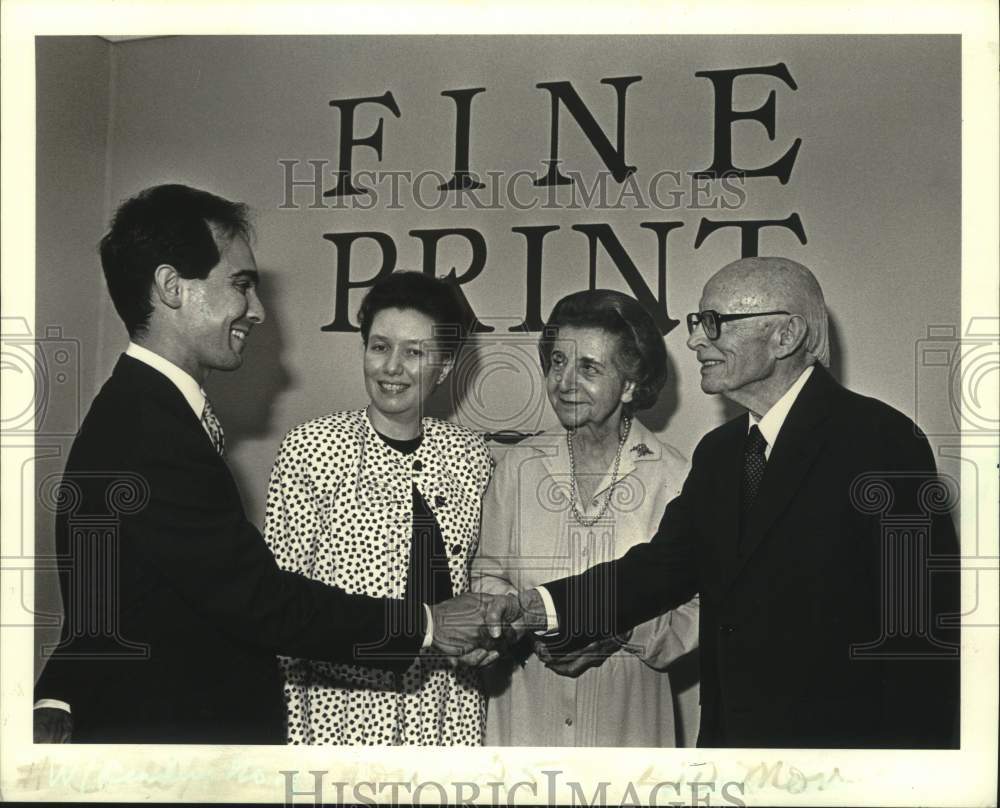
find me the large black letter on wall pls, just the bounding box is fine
[320,232,397,332]
[534,77,642,187]
[438,88,487,191]
[409,228,492,333]
[509,225,561,332]
[694,63,801,184]
[324,92,401,197]
[571,223,681,336]
[694,213,807,258]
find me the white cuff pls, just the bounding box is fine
[421,603,433,649]
[534,585,559,634]
[34,699,71,714]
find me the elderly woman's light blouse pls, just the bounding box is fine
[473,418,700,747]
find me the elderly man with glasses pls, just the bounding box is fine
[489,256,959,749]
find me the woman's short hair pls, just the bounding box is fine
[357,271,469,353]
[538,289,668,414]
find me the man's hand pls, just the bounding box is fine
[482,588,548,645]
[33,707,73,743]
[430,592,502,666]
[535,636,622,678]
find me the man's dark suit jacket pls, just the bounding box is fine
[545,365,959,748]
[35,355,423,743]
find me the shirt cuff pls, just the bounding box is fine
[34,699,71,714]
[421,603,433,650]
[534,585,559,634]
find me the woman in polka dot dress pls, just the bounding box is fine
[264,272,492,745]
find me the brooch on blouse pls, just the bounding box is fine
[630,443,653,458]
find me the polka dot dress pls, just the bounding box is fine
[263,409,492,745]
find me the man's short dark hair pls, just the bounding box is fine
[538,289,668,415]
[357,271,470,352]
[99,184,253,337]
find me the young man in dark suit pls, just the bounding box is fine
[33,184,493,743]
[490,257,959,748]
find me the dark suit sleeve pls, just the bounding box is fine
[543,439,703,653]
[124,421,423,666]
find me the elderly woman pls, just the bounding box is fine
[263,272,492,745]
[473,289,699,747]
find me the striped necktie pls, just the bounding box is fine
[201,398,226,457]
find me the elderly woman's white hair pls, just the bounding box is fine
[717,256,831,367]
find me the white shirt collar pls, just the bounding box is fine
[748,365,814,459]
[125,342,206,419]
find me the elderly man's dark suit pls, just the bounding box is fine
[545,365,959,748]
[35,355,423,743]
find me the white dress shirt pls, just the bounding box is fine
[749,365,814,459]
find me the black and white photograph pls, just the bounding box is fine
[2,1,997,804]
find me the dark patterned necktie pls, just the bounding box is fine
[201,398,225,457]
[740,424,768,526]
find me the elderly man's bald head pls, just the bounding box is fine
[708,257,830,367]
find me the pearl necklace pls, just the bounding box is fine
[566,416,632,527]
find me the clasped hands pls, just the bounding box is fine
[428,590,540,667]
[429,590,627,676]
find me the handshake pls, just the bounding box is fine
[427,589,630,676]
[427,589,547,667]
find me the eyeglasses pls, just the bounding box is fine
[686,309,791,341]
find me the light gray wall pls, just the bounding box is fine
[34,35,113,676]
